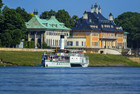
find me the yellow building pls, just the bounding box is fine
[67,3,127,52]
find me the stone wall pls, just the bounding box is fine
[0,48,54,52]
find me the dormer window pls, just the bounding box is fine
[101,25,104,28]
[89,19,92,23]
[111,25,114,28]
[116,27,120,30]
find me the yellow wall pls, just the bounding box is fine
[92,37,99,42]
[99,40,101,47]
[86,35,90,48]
[117,38,123,43]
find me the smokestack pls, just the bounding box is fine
[60,35,65,50]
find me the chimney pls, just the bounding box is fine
[33,9,38,15]
[51,13,55,18]
[60,35,65,50]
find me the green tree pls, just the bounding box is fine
[1,32,12,47]
[0,39,2,47]
[114,12,140,49]
[40,9,56,19]
[72,15,79,24]
[40,9,78,28]
[16,7,32,22]
[0,6,27,47]
[0,0,3,13]
[56,9,73,28]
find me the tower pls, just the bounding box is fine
[33,9,38,15]
[109,13,114,21]
[91,4,94,13]
[83,11,88,19]
[98,5,101,13]
[94,3,98,14]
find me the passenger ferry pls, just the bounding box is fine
[41,35,89,67]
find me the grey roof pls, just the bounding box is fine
[72,11,124,32]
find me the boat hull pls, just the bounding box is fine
[42,60,89,68]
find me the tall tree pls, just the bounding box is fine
[40,9,56,19]
[72,15,79,27]
[115,12,140,49]
[0,0,3,13]
[56,9,74,28]
[16,7,32,22]
[0,6,27,47]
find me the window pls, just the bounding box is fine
[46,39,48,44]
[76,41,79,46]
[31,32,34,36]
[82,41,84,46]
[92,42,99,46]
[67,41,73,46]
[46,32,48,35]
[118,34,123,37]
[53,40,54,46]
[92,33,99,36]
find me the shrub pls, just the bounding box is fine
[42,42,51,49]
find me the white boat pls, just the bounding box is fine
[41,35,89,67]
[41,51,89,67]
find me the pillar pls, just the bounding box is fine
[44,31,46,43]
[41,32,44,43]
[34,32,37,48]
[28,32,30,41]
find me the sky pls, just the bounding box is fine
[2,0,140,18]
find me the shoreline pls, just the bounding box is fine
[0,51,140,67]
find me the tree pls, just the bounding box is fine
[56,9,75,28]
[40,9,79,28]
[16,7,32,22]
[114,12,140,49]
[40,9,56,19]
[0,0,3,13]
[0,6,27,47]
[72,15,79,23]
[1,31,12,47]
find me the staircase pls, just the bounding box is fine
[98,49,121,55]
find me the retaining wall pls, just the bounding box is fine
[0,48,54,52]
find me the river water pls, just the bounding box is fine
[0,67,140,94]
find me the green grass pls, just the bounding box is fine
[0,51,140,67]
[0,51,43,67]
[85,53,140,67]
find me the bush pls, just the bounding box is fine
[24,41,35,48]
[0,39,2,47]
[42,42,51,49]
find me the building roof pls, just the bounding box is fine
[72,5,124,32]
[26,15,71,31]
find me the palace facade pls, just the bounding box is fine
[68,3,127,50]
[26,12,71,48]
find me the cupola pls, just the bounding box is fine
[109,13,114,21]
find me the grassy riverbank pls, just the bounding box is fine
[85,53,140,67]
[0,51,140,67]
[0,51,43,66]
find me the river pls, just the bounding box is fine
[0,67,140,94]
